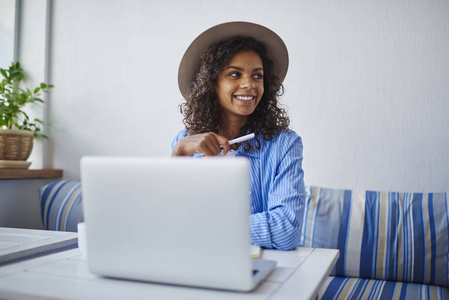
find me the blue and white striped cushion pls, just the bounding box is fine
[319,276,449,300]
[39,180,84,232]
[301,186,449,288]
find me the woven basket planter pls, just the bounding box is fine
[0,129,34,161]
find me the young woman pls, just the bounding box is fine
[172,22,305,251]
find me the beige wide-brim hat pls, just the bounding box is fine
[178,21,289,99]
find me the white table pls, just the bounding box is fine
[0,229,339,300]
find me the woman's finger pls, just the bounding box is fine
[212,134,230,155]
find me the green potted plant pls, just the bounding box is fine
[0,62,54,168]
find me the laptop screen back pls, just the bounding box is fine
[81,156,255,291]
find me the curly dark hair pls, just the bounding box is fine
[180,36,290,152]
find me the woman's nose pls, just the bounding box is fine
[240,78,256,89]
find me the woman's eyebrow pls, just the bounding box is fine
[225,66,264,72]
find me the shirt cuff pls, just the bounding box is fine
[249,212,273,249]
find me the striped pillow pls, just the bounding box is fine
[39,180,84,232]
[319,276,449,300]
[301,186,449,288]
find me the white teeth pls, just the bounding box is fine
[236,96,254,101]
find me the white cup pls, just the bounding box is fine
[77,222,87,255]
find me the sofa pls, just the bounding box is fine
[39,180,449,299]
[301,186,449,299]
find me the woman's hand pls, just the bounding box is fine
[172,133,230,156]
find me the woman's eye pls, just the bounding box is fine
[254,74,263,80]
[229,72,240,78]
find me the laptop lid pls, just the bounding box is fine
[80,156,275,292]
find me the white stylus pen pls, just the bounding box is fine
[228,133,255,145]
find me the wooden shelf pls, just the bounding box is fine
[0,169,63,180]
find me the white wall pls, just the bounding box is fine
[23,0,449,192]
[0,179,54,229]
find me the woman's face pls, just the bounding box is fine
[215,50,264,122]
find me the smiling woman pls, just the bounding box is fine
[175,33,290,155]
[171,22,305,251]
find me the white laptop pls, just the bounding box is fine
[80,156,276,292]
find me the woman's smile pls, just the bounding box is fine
[234,94,257,103]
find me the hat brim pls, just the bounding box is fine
[178,21,289,99]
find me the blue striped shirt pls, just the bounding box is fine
[171,129,305,250]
